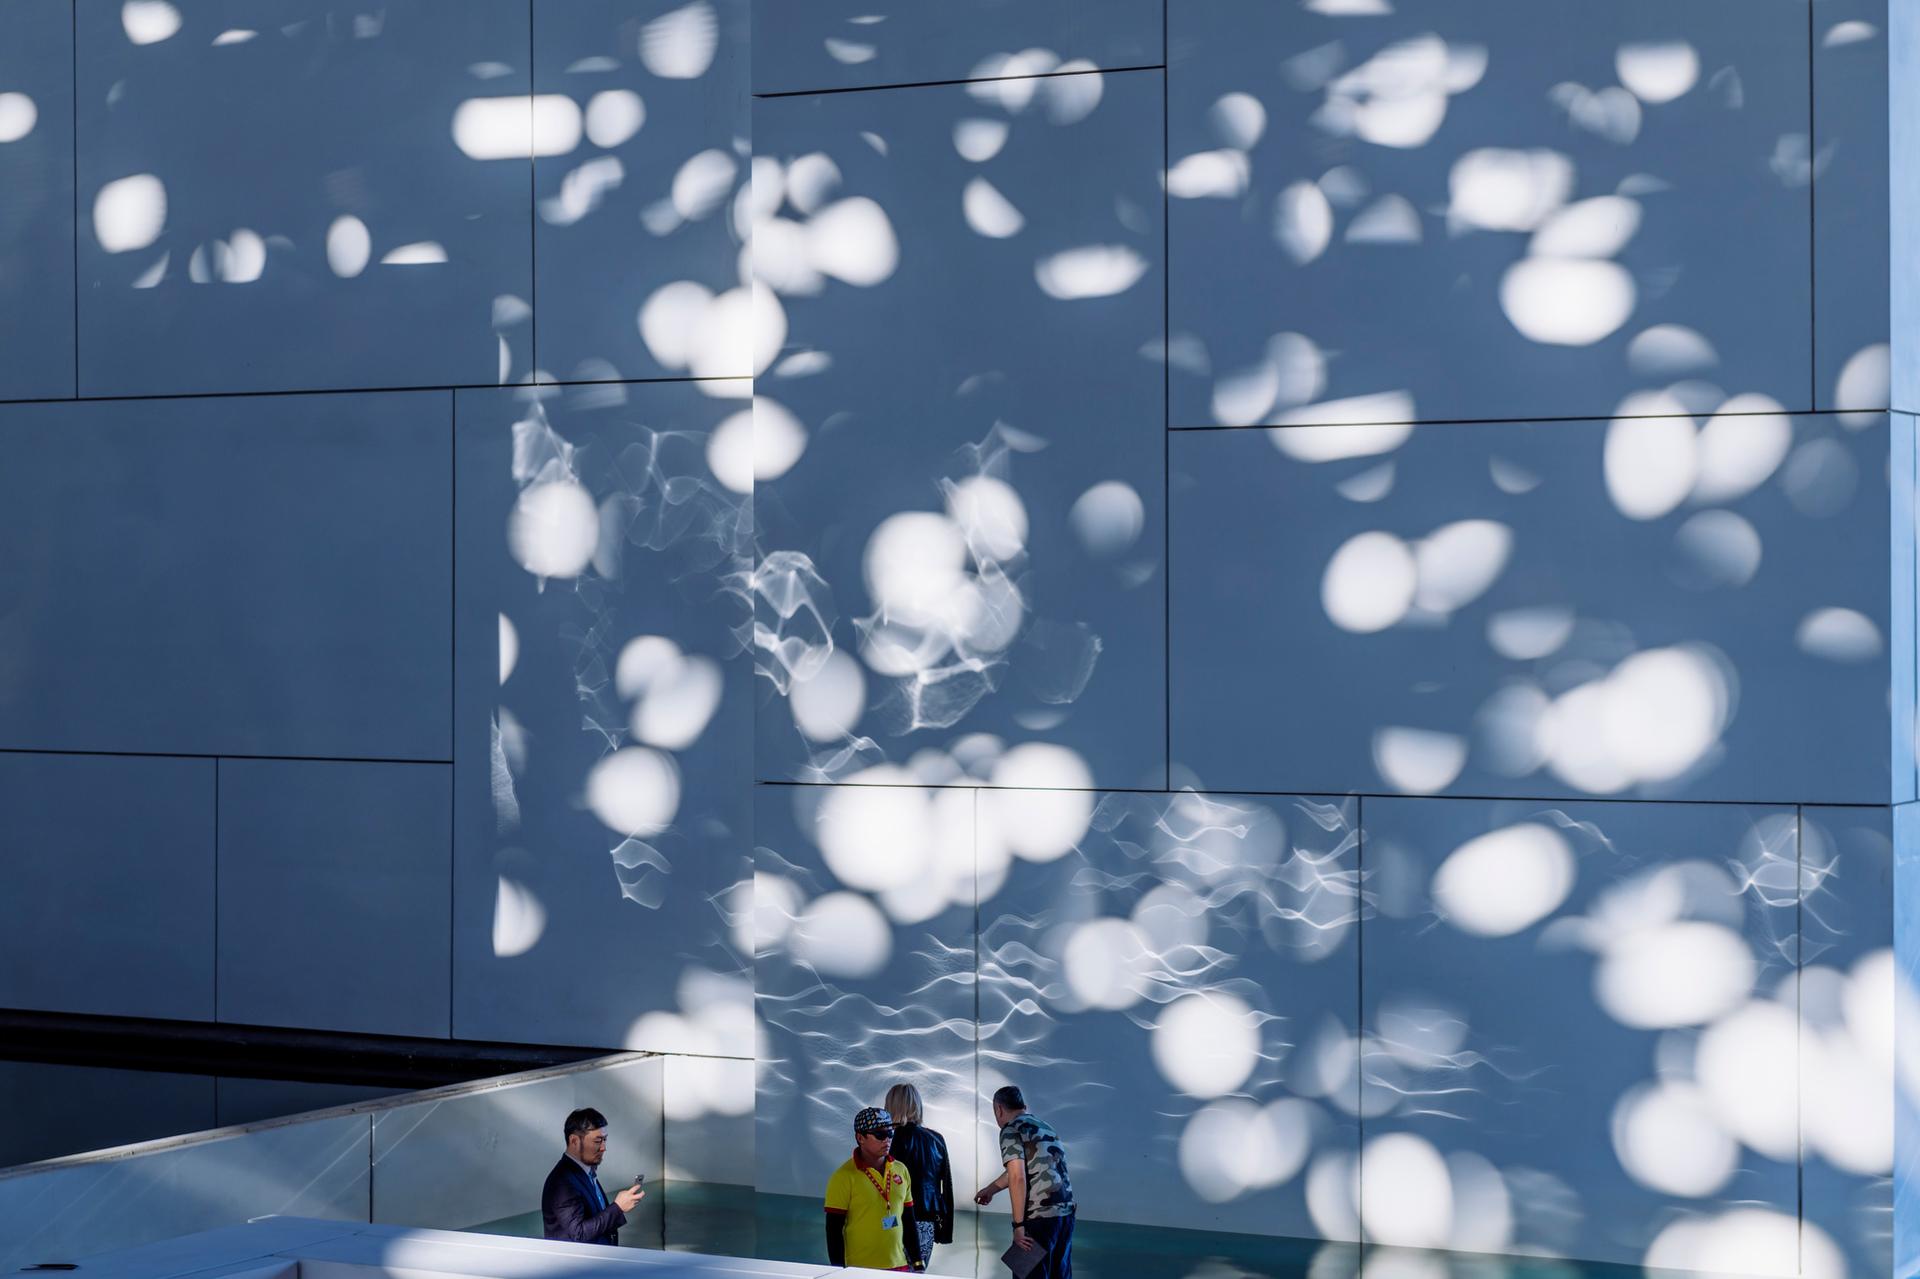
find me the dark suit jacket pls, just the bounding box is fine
[541,1155,626,1245]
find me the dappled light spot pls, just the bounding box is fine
[818,768,931,892]
[1835,342,1891,424]
[585,89,645,148]
[1322,531,1417,633]
[1069,481,1145,558]
[1617,42,1701,105]
[214,228,266,283]
[1273,390,1414,436]
[707,398,806,494]
[1486,606,1573,661]
[1179,1099,1315,1203]
[790,649,866,741]
[1336,462,1394,502]
[492,876,545,958]
[1826,20,1879,46]
[497,613,518,685]
[1500,257,1633,345]
[1063,917,1153,1010]
[1627,323,1718,376]
[1604,415,1696,520]
[1359,1133,1451,1248]
[1305,1151,1360,1241]
[326,215,370,277]
[509,479,598,578]
[1695,998,1798,1160]
[94,173,166,253]
[1432,823,1573,936]
[1346,195,1422,244]
[1210,92,1267,149]
[1550,82,1641,145]
[1035,245,1149,299]
[864,511,969,630]
[1152,992,1260,1098]
[1131,881,1209,954]
[381,241,447,265]
[1448,149,1573,233]
[791,891,891,978]
[1275,181,1334,264]
[212,29,257,46]
[1597,921,1755,1028]
[809,197,899,286]
[1042,64,1104,125]
[1672,510,1762,588]
[452,96,575,160]
[963,177,1025,238]
[1600,646,1730,782]
[1474,682,1549,776]
[585,746,681,837]
[953,118,1009,162]
[753,872,803,951]
[122,1,181,45]
[985,747,1094,859]
[1610,1081,1736,1197]
[1167,149,1250,199]
[616,634,683,700]
[1413,519,1510,614]
[946,475,1028,561]
[1796,607,1881,661]
[1647,1209,1840,1279]
[1529,196,1640,258]
[0,93,36,143]
[672,149,738,221]
[1373,727,1466,794]
[824,38,876,66]
[640,1,718,80]
[632,653,723,750]
[785,154,843,215]
[1692,395,1791,502]
[1781,437,1859,518]
[1214,332,1326,425]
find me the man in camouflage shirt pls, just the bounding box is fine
[974,1085,1074,1277]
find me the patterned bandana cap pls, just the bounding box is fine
[854,1106,894,1136]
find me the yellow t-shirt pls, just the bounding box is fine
[824,1155,914,1270]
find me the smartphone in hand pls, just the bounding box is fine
[632,1173,646,1189]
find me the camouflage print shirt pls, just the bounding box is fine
[1000,1113,1074,1219]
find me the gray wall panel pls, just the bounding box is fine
[0,752,214,1021]
[0,0,76,400]
[752,72,1167,791]
[451,383,752,1052]
[0,392,450,760]
[532,0,749,384]
[1814,0,1892,417]
[751,0,1162,96]
[1170,417,1897,805]
[976,791,1360,1239]
[1360,797,1798,1266]
[217,758,452,1038]
[0,1063,216,1170]
[1169,0,1810,427]
[214,1078,399,1130]
[74,0,532,397]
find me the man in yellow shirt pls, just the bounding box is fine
[824,1106,926,1271]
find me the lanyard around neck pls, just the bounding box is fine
[859,1158,893,1204]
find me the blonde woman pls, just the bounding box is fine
[885,1082,953,1271]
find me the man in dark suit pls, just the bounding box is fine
[541,1106,645,1245]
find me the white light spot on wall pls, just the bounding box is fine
[984,746,1095,860]
[1152,992,1260,1098]
[823,37,875,65]
[497,613,518,685]
[783,154,841,216]
[1604,415,1697,519]
[638,280,711,368]
[1035,245,1149,299]
[1834,343,1890,425]
[1432,823,1574,935]
[1673,510,1762,588]
[864,511,968,630]
[1692,395,1791,502]
[1179,1098,1315,1203]
[1069,481,1145,558]
[325,215,370,277]
[953,118,1009,162]
[1275,181,1334,263]
[1273,389,1413,432]
[640,1,718,80]
[585,89,645,148]
[616,635,682,699]
[818,770,930,892]
[632,653,723,750]
[1616,42,1700,104]
[1627,324,1718,376]
[1305,1151,1360,1241]
[1448,148,1573,232]
[1611,1081,1736,1197]
[585,746,681,837]
[1647,1210,1841,1279]
[809,198,898,286]
[671,149,737,221]
[1782,437,1860,517]
[1796,607,1882,661]
[1043,64,1104,124]
[1596,922,1755,1028]
[946,475,1028,561]
[213,228,265,283]
[212,28,256,45]
[1486,606,1574,660]
[0,94,36,143]
[1600,646,1729,782]
[1346,194,1422,243]
[1064,917,1153,1010]
[1373,727,1466,794]
[1337,462,1394,502]
[1210,92,1267,148]
[1322,531,1417,633]
[707,399,806,493]
[492,876,545,957]
[963,177,1025,238]
[508,479,599,578]
[1695,998,1799,1160]
[1360,1133,1452,1248]
[1500,258,1633,345]
[452,96,575,160]
[1413,519,1511,614]
[790,649,866,741]
[791,891,891,978]
[93,174,167,253]
[123,1,181,44]
[1529,195,1640,258]
[1826,20,1879,47]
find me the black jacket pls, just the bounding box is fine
[890,1123,954,1243]
[541,1155,625,1245]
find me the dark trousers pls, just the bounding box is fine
[1026,1213,1074,1279]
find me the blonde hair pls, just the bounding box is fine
[885,1082,924,1128]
